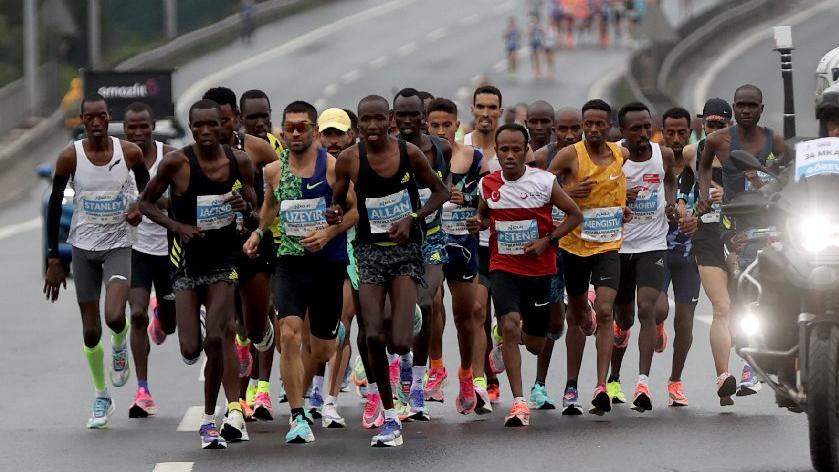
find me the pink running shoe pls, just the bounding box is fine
[253,392,274,421]
[425,366,449,402]
[128,387,157,418]
[236,338,253,378]
[148,296,167,346]
[389,358,400,395]
[362,392,385,429]
[456,373,477,415]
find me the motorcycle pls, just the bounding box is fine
[722,142,839,472]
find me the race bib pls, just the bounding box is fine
[79,190,126,225]
[700,188,721,223]
[280,197,327,237]
[496,219,538,255]
[628,187,658,224]
[418,188,438,225]
[366,189,412,234]
[441,201,476,235]
[581,206,623,242]
[745,170,774,192]
[196,193,234,231]
[796,138,839,181]
[552,206,565,225]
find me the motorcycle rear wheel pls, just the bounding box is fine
[807,323,839,472]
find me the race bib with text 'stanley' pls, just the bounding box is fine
[79,190,126,225]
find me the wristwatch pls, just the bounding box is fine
[254,228,265,240]
[548,234,560,245]
[410,212,419,220]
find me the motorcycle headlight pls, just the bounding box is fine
[797,214,839,253]
[61,188,74,206]
[740,311,761,337]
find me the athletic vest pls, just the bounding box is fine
[68,136,135,251]
[355,139,423,246]
[722,125,776,203]
[480,166,557,276]
[444,148,483,240]
[559,140,626,256]
[169,145,241,275]
[466,132,501,247]
[134,141,169,256]
[621,142,668,253]
[416,136,448,235]
[274,148,347,263]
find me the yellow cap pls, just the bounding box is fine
[318,108,351,132]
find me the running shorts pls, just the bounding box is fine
[691,222,727,271]
[489,270,551,338]
[130,249,173,300]
[355,242,424,287]
[560,250,620,297]
[615,251,668,306]
[237,237,276,281]
[72,246,131,303]
[273,255,345,340]
[443,234,479,283]
[172,268,238,292]
[478,244,492,289]
[663,251,701,305]
[422,230,449,266]
[549,251,565,304]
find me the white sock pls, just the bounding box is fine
[387,352,399,364]
[325,395,337,406]
[249,378,258,388]
[513,396,526,404]
[383,408,398,421]
[367,382,379,395]
[313,375,324,392]
[201,413,214,425]
[412,365,427,388]
[638,374,649,386]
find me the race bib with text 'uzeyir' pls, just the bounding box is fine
[280,197,328,237]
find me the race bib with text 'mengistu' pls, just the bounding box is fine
[441,201,476,235]
[280,197,328,237]
[496,219,538,255]
[628,188,658,224]
[366,189,412,234]
[581,206,622,242]
[79,190,126,225]
[196,193,234,231]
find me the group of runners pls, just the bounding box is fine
[43,79,781,449]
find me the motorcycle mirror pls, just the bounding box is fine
[730,150,776,178]
[35,163,53,180]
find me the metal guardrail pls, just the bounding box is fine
[0,60,62,136]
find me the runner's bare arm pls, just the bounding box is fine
[549,180,582,240]
[662,145,677,205]
[140,151,189,234]
[466,197,490,234]
[244,161,280,258]
[772,128,786,164]
[532,146,549,170]
[697,130,724,214]
[231,149,258,228]
[246,134,279,166]
[327,146,356,224]
[682,143,697,171]
[407,143,450,221]
[122,140,149,191]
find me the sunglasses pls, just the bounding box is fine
[283,121,314,133]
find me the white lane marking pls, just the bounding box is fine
[323,83,339,97]
[341,69,363,84]
[459,14,480,26]
[178,405,222,431]
[0,217,40,241]
[177,0,417,115]
[370,55,389,69]
[692,0,833,113]
[153,463,194,472]
[396,41,417,56]
[426,27,447,41]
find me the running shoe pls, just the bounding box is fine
[253,320,275,352]
[474,377,493,415]
[128,387,157,418]
[655,323,668,353]
[362,392,385,429]
[110,345,130,388]
[667,381,689,407]
[253,392,274,421]
[561,386,583,415]
[340,362,352,393]
[352,355,368,387]
[395,398,413,422]
[371,418,403,447]
[388,358,400,396]
[321,402,346,428]
[277,378,288,403]
[487,382,501,404]
[235,337,253,378]
[504,399,530,427]
[286,413,314,444]
[589,384,612,415]
[529,383,556,410]
[308,385,324,419]
[491,322,503,346]
[425,366,448,402]
[245,384,258,407]
[631,382,652,412]
[398,355,412,404]
[357,383,369,399]
[413,304,423,336]
[147,296,167,346]
[607,380,626,404]
[716,372,736,406]
[199,422,226,449]
[456,373,477,415]
[737,364,762,397]
[489,345,506,375]
[221,408,249,442]
[86,396,114,429]
[239,399,254,422]
[613,322,631,349]
[408,385,430,421]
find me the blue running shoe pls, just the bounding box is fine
[398,354,412,403]
[529,383,556,410]
[110,345,130,388]
[737,364,762,396]
[199,422,227,449]
[308,386,324,419]
[371,418,403,447]
[86,396,114,429]
[561,386,583,416]
[286,414,315,444]
[408,385,430,421]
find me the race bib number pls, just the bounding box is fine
[581,207,622,242]
[366,189,412,234]
[496,219,538,255]
[79,190,126,225]
[196,193,234,231]
[628,187,658,224]
[796,138,839,181]
[418,188,438,225]
[441,202,476,235]
[552,206,565,225]
[280,197,327,237]
[700,188,721,223]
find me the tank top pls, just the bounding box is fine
[465,132,501,247]
[170,145,241,274]
[134,141,169,256]
[479,166,557,276]
[355,139,422,246]
[559,140,626,256]
[722,125,776,203]
[693,138,725,244]
[68,136,136,251]
[444,148,483,240]
[274,148,347,263]
[621,143,668,253]
[416,136,448,235]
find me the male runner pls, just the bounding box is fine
[140,99,256,449]
[528,106,583,409]
[525,100,555,155]
[328,95,448,447]
[468,123,582,427]
[607,102,676,411]
[123,101,177,418]
[202,87,277,421]
[547,98,630,415]
[697,86,784,404]
[44,93,149,429]
[392,88,452,421]
[427,97,483,414]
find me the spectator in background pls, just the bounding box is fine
[543,23,558,78]
[241,0,255,44]
[529,18,546,78]
[61,77,83,131]
[504,17,521,74]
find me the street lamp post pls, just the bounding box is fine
[774,25,796,140]
[88,0,101,69]
[23,0,39,117]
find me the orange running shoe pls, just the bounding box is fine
[504,399,530,427]
[667,381,688,407]
[487,382,501,404]
[631,382,652,412]
[614,322,630,349]
[655,323,668,353]
[239,399,255,422]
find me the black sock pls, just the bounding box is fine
[291,407,305,419]
[608,374,620,383]
[535,379,546,387]
[566,379,578,390]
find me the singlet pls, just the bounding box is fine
[134,141,169,256]
[274,148,347,263]
[479,166,557,276]
[722,125,776,203]
[416,136,449,235]
[621,142,668,253]
[692,138,725,244]
[169,145,241,274]
[667,165,697,257]
[68,136,136,251]
[465,132,501,247]
[444,148,483,240]
[355,139,423,246]
[559,140,626,257]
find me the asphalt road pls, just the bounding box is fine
[0,1,817,471]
